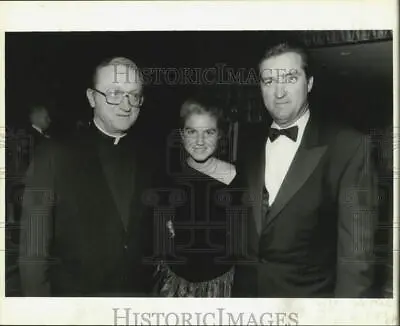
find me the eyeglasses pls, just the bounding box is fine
[92,88,144,107]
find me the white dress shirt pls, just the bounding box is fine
[32,124,50,138]
[265,109,310,205]
[31,124,43,134]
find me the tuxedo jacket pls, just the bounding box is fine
[28,126,48,146]
[13,126,49,180]
[236,115,379,298]
[19,126,156,296]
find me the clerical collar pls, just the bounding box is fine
[92,119,127,145]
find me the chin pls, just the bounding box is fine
[272,111,291,123]
[113,120,136,132]
[190,153,212,163]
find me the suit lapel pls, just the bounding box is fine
[263,117,328,228]
[112,142,136,232]
[244,126,267,236]
[126,150,139,233]
[126,139,148,235]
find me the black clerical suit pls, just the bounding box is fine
[237,114,379,297]
[19,124,156,296]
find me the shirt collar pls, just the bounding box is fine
[32,124,43,134]
[270,105,310,143]
[92,119,127,145]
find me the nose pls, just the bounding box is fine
[119,95,132,112]
[196,132,205,146]
[274,82,287,99]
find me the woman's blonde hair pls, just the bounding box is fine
[180,95,228,135]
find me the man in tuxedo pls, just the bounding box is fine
[19,57,156,296]
[14,106,52,176]
[238,42,378,297]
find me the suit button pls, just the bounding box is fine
[124,245,128,250]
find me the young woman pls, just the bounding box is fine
[148,95,253,297]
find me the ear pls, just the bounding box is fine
[307,76,314,93]
[86,88,95,108]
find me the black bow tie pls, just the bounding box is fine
[268,126,299,142]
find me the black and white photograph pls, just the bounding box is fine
[0,1,398,325]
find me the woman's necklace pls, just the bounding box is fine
[187,156,219,176]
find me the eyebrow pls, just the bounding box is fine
[105,88,142,94]
[285,70,300,76]
[184,127,217,131]
[262,71,300,80]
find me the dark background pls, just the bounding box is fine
[4,31,394,297]
[5,31,393,136]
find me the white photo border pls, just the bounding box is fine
[0,1,398,325]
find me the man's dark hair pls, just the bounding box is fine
[259,41,313,80]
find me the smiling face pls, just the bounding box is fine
[181,112,219,163]
[260,51,313,127]
[86,63,143,135]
